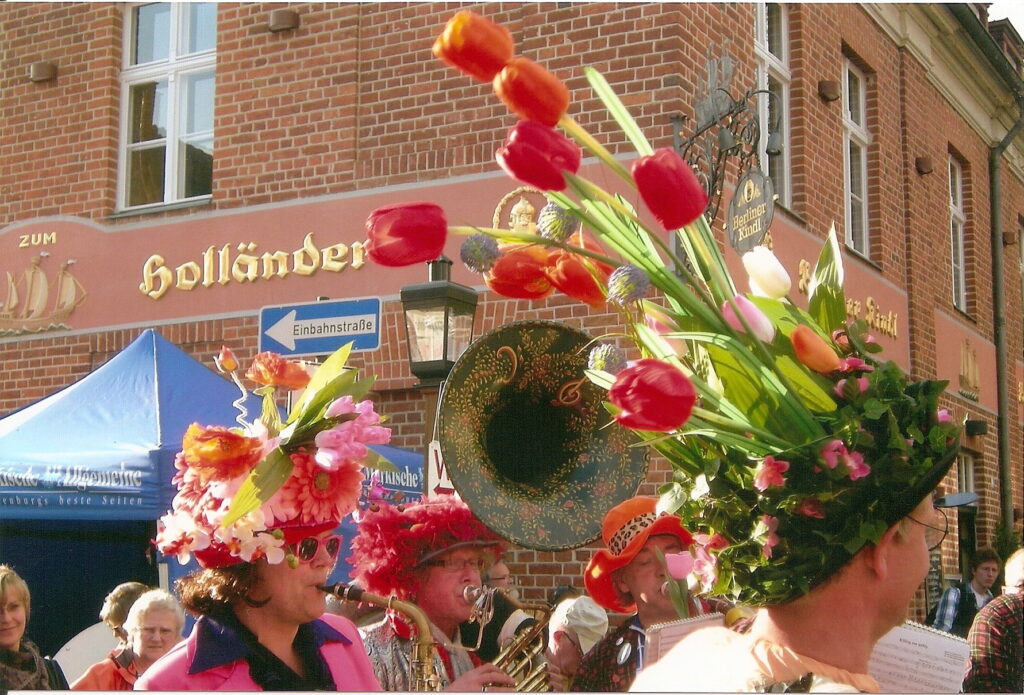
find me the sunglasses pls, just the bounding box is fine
[294,535,343,563]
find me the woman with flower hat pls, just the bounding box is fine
[136,347,388,691]
[349,495,517,692]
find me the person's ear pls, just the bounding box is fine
[863,522,903,580]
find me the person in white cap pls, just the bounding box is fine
[545,596,608,691]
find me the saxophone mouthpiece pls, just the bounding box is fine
[318,582,364,602]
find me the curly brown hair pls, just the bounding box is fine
[175,563,268,617]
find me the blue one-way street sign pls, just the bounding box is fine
[259,298,381,357]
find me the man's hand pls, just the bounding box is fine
[445,663,516,692]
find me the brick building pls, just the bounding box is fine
[2,1,1023,630]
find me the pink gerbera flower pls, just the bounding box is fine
[275,450,364,525]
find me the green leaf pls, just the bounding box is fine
[584,67,654,156]
[807,224,847,333]
[773,355,837,413]
[221,447,294,527]
[287,342,354,425]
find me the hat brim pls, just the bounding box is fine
[416,539,504,567]
[584,515,692,613]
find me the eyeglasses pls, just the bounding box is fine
[423,556,484,572]
[294,535,343,563]
[906,507,948,551]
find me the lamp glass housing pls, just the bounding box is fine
[401,279,477,385]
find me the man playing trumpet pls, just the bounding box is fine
[349,495,516,691]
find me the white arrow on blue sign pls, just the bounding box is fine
[259,298,381,357]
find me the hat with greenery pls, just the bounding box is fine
[363,10,961,606]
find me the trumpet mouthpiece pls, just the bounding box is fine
[660,581,670,597]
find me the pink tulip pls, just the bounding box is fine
[722,295,775,343]
[664,551,695,580]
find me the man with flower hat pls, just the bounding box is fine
[573,496,702,692]
[349,495,517,691]
[136,348,387,691]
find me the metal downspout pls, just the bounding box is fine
[950,4,1024,532]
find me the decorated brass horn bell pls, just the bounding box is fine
[438,321,648,550]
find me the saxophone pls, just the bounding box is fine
[319,582,442,692]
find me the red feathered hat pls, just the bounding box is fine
[584,496,694,614]
[348,495,505,599]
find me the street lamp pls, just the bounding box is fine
[400,257,478,386]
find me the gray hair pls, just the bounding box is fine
[123,589,185,635]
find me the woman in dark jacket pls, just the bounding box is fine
[0,564,68,690]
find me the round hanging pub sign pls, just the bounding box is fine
[727,167,775,253]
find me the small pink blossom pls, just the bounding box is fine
[760,515,780,559]
[645,304,688,357]
[796,498,825,519]
[694,532,730,551]
[753,456,790,491]
[845,451,871,480]
[692,545,718,592]
[665,551,695,580]
[936,409,952,423]
[821,440,846,469]
[838,356,873,373]
[833,377,869,398]
[326,395,356,418]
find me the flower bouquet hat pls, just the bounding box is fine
[155,345,392,569]
[348,494,505,600]
[364,10,961,606]
[585,496,694,613]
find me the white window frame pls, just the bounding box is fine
[949,156,967,311]
[956,451,975,498]
[842,59,871,257]
[117,2,216,212]
[754,3,791,207]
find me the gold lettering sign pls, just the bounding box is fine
[796,259,898,339]
[139,233,367,300]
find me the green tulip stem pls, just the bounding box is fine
[558,115,634,185]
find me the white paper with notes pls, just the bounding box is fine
[868,621,969,693]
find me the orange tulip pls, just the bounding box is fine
[246,352,312,390]
[493,57,569,127]
[182,424,263,482]
[546,250,610,308]
[790,325,841,374]
[214,346,238,373]
[485,244,553,299]
[432,10,514,82]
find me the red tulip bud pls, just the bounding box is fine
[496,121,581,192]
[609,359,696,432]
[432,10,514,82]
[493,57,569,127]
[790,325,841,374]
[631,148,707,230]
[214,346,238,373]
[365,202,447,267]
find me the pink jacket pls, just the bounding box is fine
[135,613,380,691]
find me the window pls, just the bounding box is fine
[119,2,216,210]
[956,451,975,497]
[842,59,871,256]
[754,3,790,206]
[949,156,967,311]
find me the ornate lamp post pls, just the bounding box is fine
[400,257,478,386]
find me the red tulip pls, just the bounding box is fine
[631,148,708,230]
[496,121,581,192]
[493,57,569,127]
[432,10,514,82]
[546,250,610,308]
[246,352,312,390]
[608,359,696,432]
[485,244,553,299]
[790,324,841,374]
[365,202,447,267]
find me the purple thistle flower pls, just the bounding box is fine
[537,202,580,241]
[588,343,627,374]
[460,234,501,273]
[607,264,650,305]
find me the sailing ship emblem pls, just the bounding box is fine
[0,253,87,335]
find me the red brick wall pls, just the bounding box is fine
[2,2,1023,610]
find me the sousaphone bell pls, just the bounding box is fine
[438,321,648,550]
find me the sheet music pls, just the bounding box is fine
[868,620,969,693]
[644,613,725,664]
